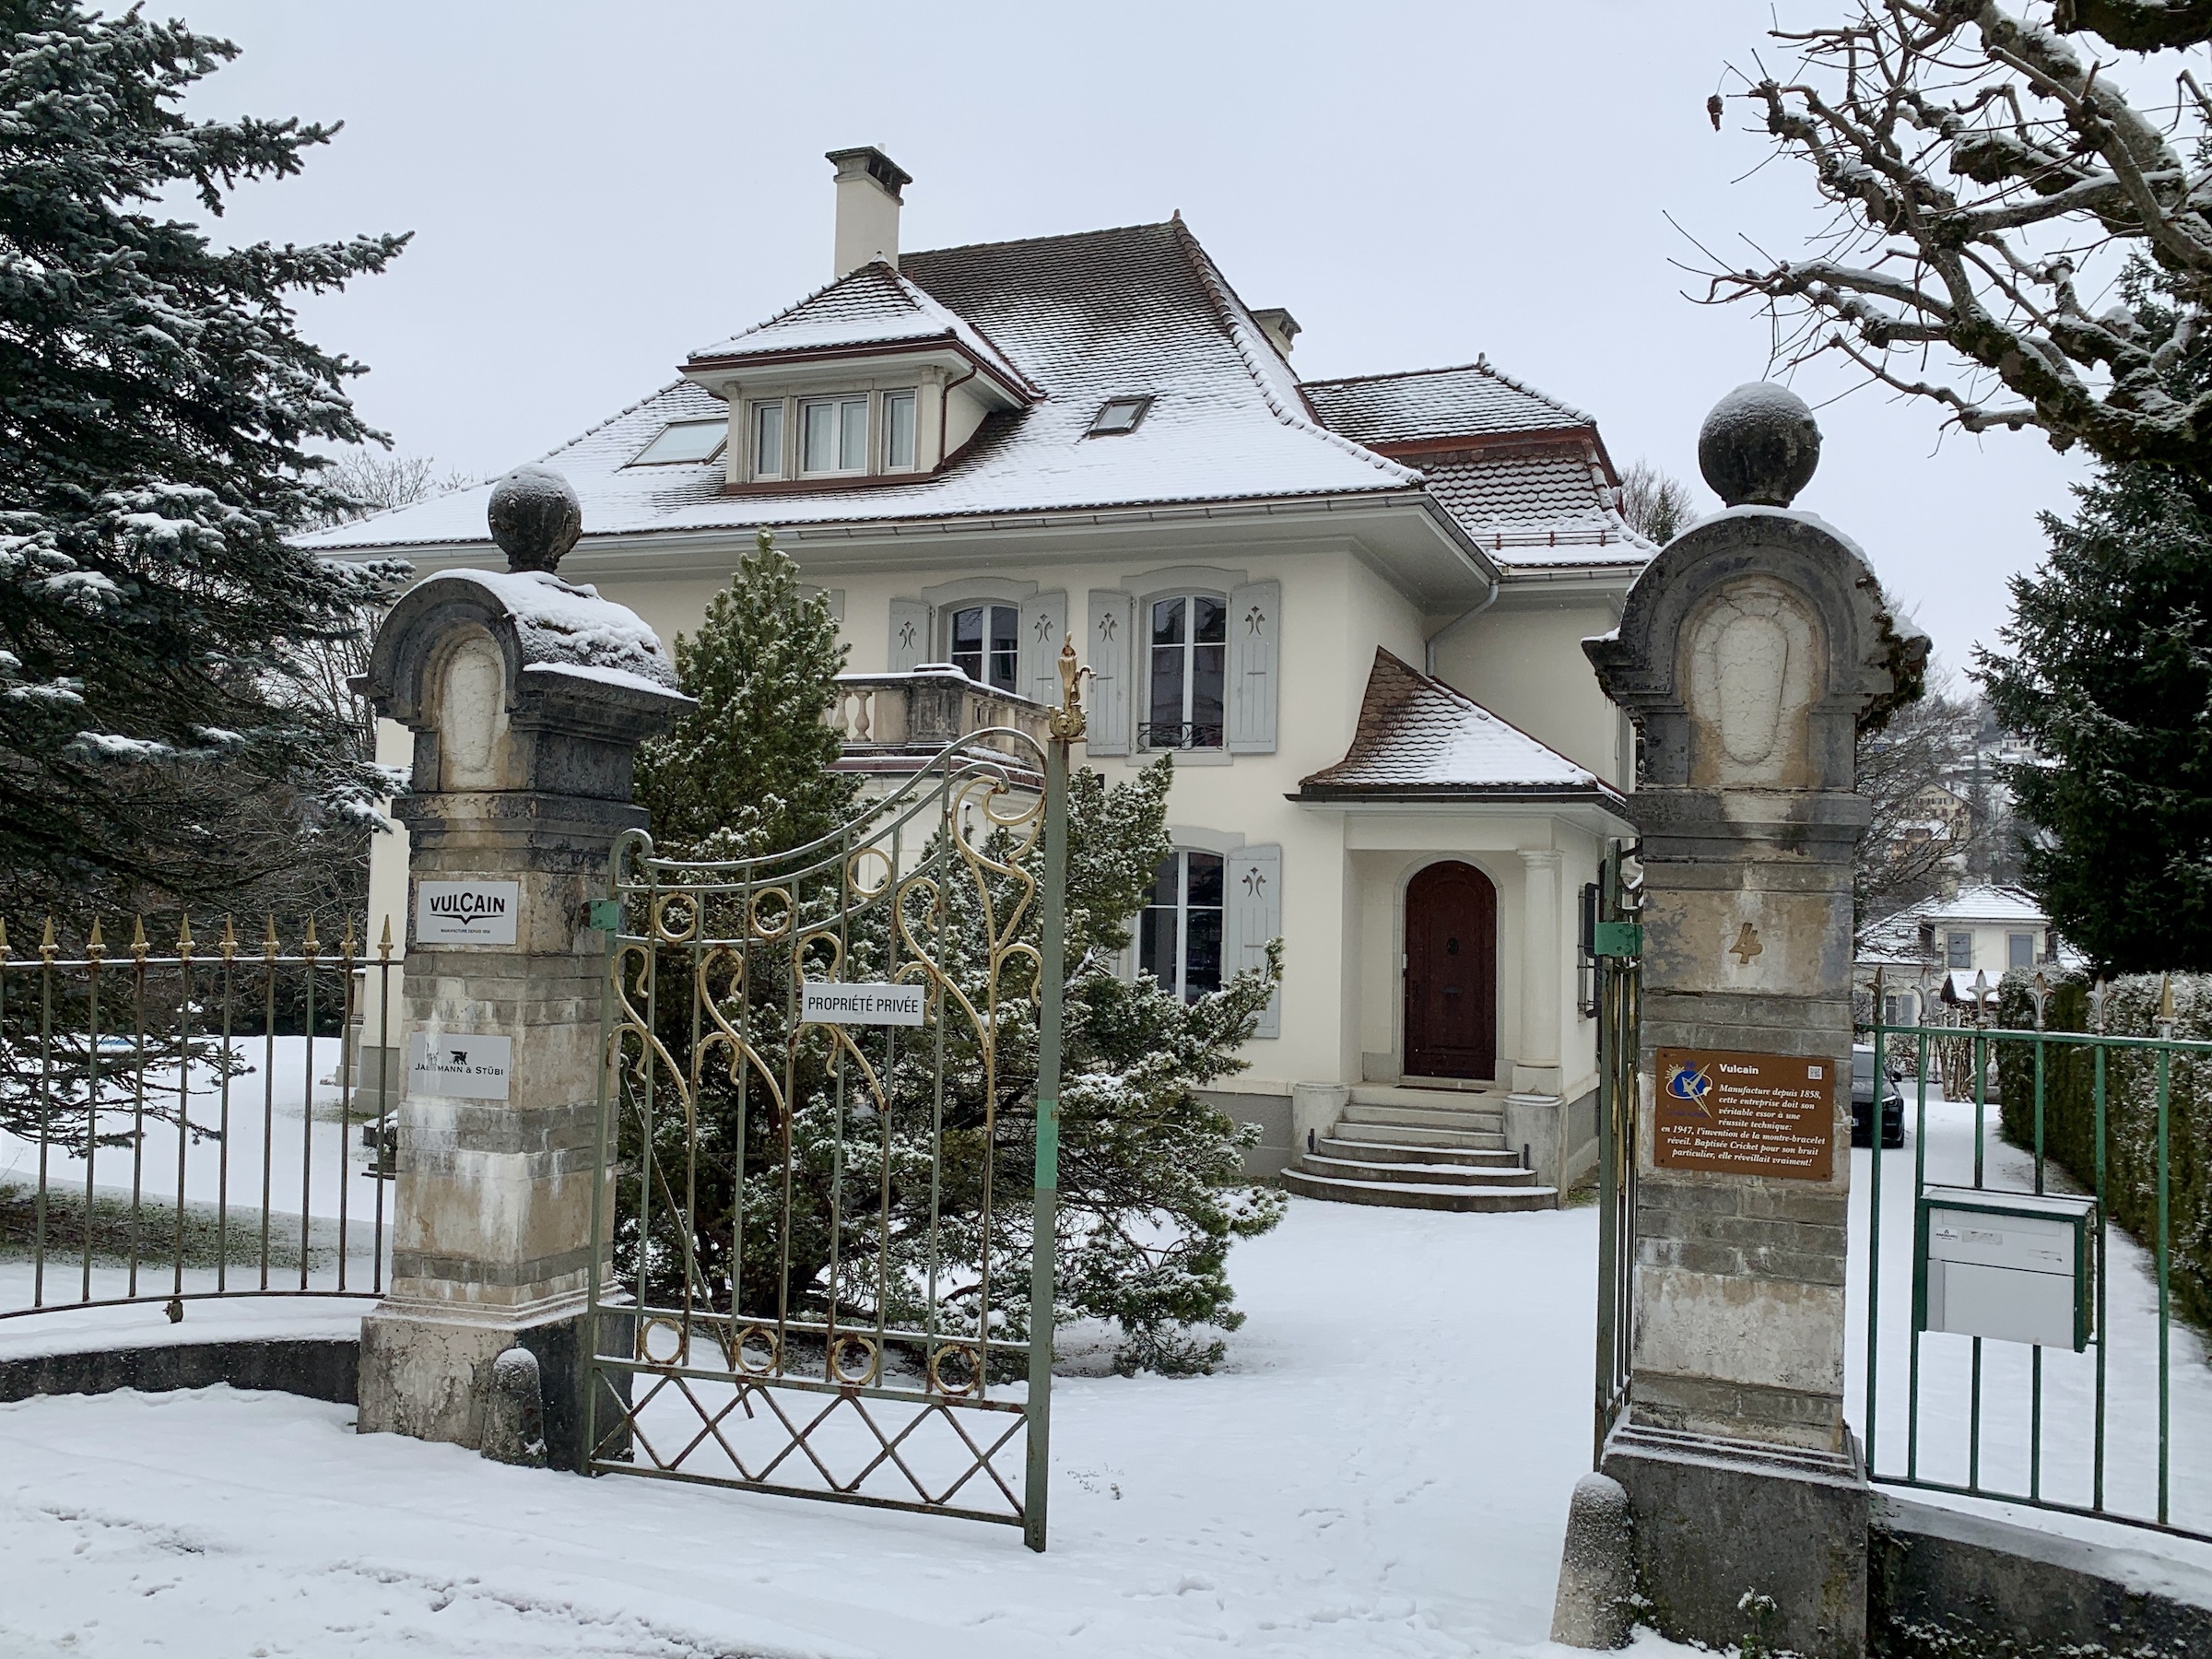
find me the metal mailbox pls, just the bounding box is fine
[1913,1186,2097,1352]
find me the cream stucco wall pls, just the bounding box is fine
[360,527,1631,1100]
[1430,582,1630,788]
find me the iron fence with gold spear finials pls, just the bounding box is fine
[0,912,394,1322]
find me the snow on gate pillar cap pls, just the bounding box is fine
[362,471,691,799]
[1697,382,1821,509]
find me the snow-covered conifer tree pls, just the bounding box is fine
[0,2,409,916]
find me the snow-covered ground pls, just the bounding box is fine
[0,1087,2206,1654]
[0,1199,1642,1658]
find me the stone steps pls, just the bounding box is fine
[1312,1135,1521,1169]
[1281,1166,1559,1214]
[1295,1154,1542,1189]
[1339,1101,1505,1134]
[1349,1082,1501,1109]
[1329,1120,1511,1152]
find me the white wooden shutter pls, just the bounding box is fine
[1227,579,1279,753]
[888,598,927,672]
[1086,589,1135,755]
[1226,842,1282,1038]
[1019,590,1068,708]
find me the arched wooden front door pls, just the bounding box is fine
[1404,860,1498,1081]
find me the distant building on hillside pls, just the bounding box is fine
[1855,884,2079,1020]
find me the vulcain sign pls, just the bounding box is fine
[416,880,521,946]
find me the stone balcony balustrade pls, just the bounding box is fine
[826,665,1048,787]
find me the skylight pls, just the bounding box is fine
[630,418,726,466]
[1087,395,1153,436]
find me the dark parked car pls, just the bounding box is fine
[1852,1044,1904,1148]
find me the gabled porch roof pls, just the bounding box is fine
[1293,649,1629,814]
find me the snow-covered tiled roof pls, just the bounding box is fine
[300,221,1434,556]
[1421,443,1653,568]
[686,260,1035,397]
[1855,886,2067,973]
[1297,649,1623,802]
[1304,362,1591,446]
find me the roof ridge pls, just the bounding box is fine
[1304,359,1594,427]
[903,219,1178,262]
[1165,217,1418,486]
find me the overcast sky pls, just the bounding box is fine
[177,0,2094,677]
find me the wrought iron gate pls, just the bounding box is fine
[586,718,1071,1549]
[1589,840,1641,1460]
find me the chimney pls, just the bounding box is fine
[827,147,911,278]
[1253,307,1301,358]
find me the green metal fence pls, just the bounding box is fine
[0,916,395,1322]
[1858,974,2209,1542]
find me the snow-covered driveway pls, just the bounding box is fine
[0,1200,1605,1657]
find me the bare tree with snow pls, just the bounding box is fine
[1697,3,2212,477]
[1618,458,1700,544]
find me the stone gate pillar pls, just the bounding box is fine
[356,466,690,1465]
[1577,386,1925,1658]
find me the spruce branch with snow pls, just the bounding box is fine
[0,1,410,917]
[1698,3,2212,477]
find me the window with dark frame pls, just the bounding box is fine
[2007,932,2034,969]
[1088,395,1153,436]
[949,604,1019,693]
[1139,850,1224,1002]
[1946,930,1972,970]
[1142,594,1226,749]
[751,402,784,478]
[629,418,726,466]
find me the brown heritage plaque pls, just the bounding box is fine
[1653,1047,1835,1181]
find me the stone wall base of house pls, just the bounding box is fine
[1199,1088,1294,1179]
[1504,1087,1599,1197]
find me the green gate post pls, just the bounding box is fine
[1025,638,1084,1553]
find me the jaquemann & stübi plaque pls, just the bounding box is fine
[1653,1047,1834,1181]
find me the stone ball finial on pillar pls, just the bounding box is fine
[1697,382,1821,508]
[487,465,582,573]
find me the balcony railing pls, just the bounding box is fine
[827,665,1049,780]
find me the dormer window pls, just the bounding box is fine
[751,402,784,477]
[1088,395,1152,436]
[882,389,917,470]
[630,418,726,466]
[801,394,869,476]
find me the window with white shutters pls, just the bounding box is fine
[1018,591,1068,707]
[1226,580,1279,753]
[887,598,927,673]
[1086,590,1135,755]
[1226,843,1282,1038]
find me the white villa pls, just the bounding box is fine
[1856,883,2078,1019]
[312,148,1654,1208]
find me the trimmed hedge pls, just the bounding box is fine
[1994,972,2211,1334]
